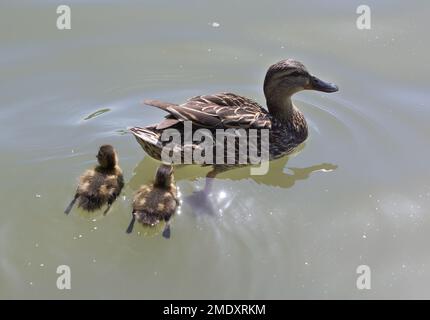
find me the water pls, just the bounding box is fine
[1,0,429,299]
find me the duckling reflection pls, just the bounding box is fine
[128,150,337,216]
[64,145,124,215]
[126,164,179,239]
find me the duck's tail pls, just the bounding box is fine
[143,99,177,111]
[130,126,161,146]
[130,126,164,160]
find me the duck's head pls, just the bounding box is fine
[154,164,174,189]
[264,59,338,101]
[96,144,118,169]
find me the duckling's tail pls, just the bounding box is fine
[78,194,104,212]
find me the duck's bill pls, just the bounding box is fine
[307,75,339,93]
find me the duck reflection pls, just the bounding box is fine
[128,146,337,216]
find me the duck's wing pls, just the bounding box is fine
[144,92,271,130]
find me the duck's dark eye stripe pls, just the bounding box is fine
[289,71,302,77]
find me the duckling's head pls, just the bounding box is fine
[96,145,118,169]
[264,59,338,101]
[154,164,174,189]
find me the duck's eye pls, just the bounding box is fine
[289,71,302,77]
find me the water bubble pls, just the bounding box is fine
[211,22,220,28]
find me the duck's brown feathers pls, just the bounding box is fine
[146,92,271,130]
[131,92,307,164]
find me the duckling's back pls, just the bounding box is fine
[133,184,177,220]
[77,168,123,211]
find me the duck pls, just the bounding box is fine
[130,59,338,172]
[126,164,178,238]
[64,145,124,215]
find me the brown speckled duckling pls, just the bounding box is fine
[126,164,178,238]
[64,145,124,215]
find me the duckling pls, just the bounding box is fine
[126,164,178,238]
[64,145,124,215]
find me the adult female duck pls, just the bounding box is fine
[131,59,338,167]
